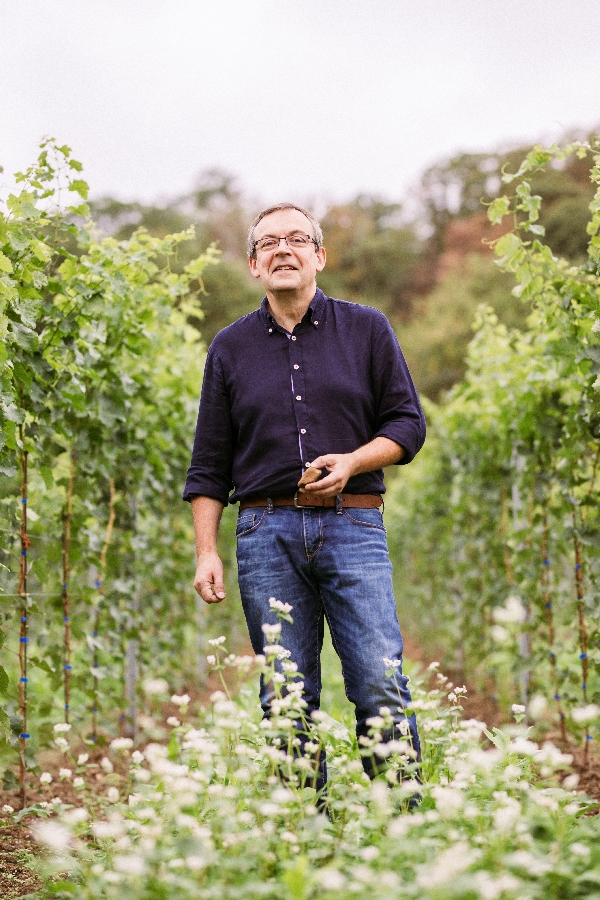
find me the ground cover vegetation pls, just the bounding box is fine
[1,137,600,896]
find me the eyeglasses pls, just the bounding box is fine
[254,233,319,254]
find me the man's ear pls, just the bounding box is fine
[315,247,326,272]
[248,256,261,278]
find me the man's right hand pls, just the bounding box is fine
[194,552,226,604]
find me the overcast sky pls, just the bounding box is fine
[1,1,599,210]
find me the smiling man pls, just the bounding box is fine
[183,203,425,801]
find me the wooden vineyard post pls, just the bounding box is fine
[62,451,75,723]
[541,511,567,742]
[92,478,116,742]
[572,509,591,766]
[17,430,30,810]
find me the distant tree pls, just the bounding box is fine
[418,133,597,261]
[318,196,431,322]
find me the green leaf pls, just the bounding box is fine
[30,239,52,263]
[0,252,13,274]
[0,665,8,696]
[488,196,510,225]
[70,179,89,199]
[0,707,9,741]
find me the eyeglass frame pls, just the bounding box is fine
[251,232,320,255]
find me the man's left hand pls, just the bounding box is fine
[301,453,356,499]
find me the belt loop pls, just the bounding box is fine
[335,494,343,515]
[267,497,274,514]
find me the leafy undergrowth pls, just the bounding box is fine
[1,629,600,900]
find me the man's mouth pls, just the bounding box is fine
[273,265,297,272]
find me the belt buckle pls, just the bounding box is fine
[293,490,314,509]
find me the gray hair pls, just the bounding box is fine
[247,203,323,258]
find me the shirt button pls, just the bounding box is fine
[291,336,297,341]
[293,364,299,370]
[295,395,301,401]
[268,328,273,333]
[313,320,319,325]
[300,428,306,434]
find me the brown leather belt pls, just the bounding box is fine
[239,492,383,510]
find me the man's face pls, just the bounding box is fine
[249,208,326,296]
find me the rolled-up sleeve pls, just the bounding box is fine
[183,348,234,505]
[371,315,426,464]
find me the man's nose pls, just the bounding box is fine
[274,237,292,252]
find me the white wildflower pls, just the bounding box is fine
[207,636,226,646]
[490,624,510,644]
[570,842,591,857]
[431,785,464,816]
[110,737,134,751]
[142,677,169,695]
[511,737,539,756]
[185,855,207,870]
[62,807,88,825]
[280,830,298,843]
[100,757,114,773]
[493,595,526,624]
[40,772,53,785]
[571,704,600,724]
[262,622,282,636]
[33,821,70,851]
[77,753,89,766]
[427,661,440,670]
[563,773,580,790]
[507,850,551,876]
[268,597,293,613]
[206,655,216,665]
[113,854,146,876]
[2,805,14,814]
[73,777,85,789]
[317,869,347,891]
[263,644,291,658]
[59,768,72,779]
[92,820,125,839]
[167,716,181,727]
[416,843,479,889]
[383,657,402,668]
[53,723,72,734]
[473,871,521,899]
[493,798,521,831]
[54,737,69,751]
[527,693,548,720]
[366,715,385,729]
[282,661,298,672]
[131,750,145,765]
[107,786,120,803]
[171,693,191,707]
[511,704,526,715]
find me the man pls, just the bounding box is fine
[183,203,425,793]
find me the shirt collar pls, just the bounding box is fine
[259,288,326,334]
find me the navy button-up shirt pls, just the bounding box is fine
[183,288,425,506]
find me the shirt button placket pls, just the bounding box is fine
[289,335,311,463]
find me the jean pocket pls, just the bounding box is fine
[342,508,386,531]
[236,509,266,538]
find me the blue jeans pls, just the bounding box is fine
[235,503,420,789]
